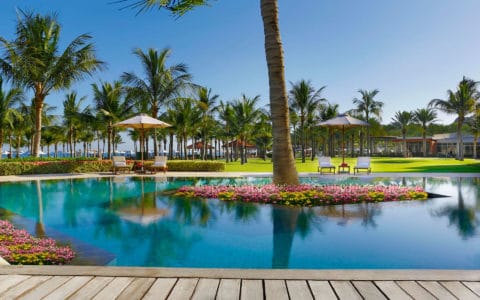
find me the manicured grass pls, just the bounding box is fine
[224,157,480,173]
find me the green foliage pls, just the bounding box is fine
[165,160,225,171]
[0,160,112,175]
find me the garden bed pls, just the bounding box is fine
[175,184,428,206]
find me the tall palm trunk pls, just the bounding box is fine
[457,117,464,160]
[33,96,45,157]
[402,130,407,158]
[422,130,427,157]
[0,129,3,160]
[261,0,298,185]
[473,132,478,159]
[300,115,305,163]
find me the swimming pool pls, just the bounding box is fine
[0,176,478,269]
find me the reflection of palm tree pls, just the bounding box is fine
[434,178,478,239]
[272,206,299,268]
[316,203,381,228]
[35,180,45,238]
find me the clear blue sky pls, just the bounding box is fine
[1,0,480,127]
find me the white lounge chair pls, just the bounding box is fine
[318,156,335,174]
[112,156,130,174]
[354,156,371,174]
[147,156,168,174]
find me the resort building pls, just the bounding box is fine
[372,133,479,157]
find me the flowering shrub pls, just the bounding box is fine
[175,184,428,206]
[0,220,75,265]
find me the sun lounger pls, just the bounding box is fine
[318,156,336,174]
[147,156,168,174]
[354,156,371,174]
[112,156,130,174]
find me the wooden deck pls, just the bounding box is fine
[0,266,479,299]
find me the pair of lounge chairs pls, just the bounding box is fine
[112,156,168,175]
[318,156,371,174]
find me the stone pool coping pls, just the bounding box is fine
[1,265,480,281]
[0,171,479,183]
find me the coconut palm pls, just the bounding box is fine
[413,107,437,157]
[119,0,298,184]
[63,92,89,157]
[195,87,219,160]
[122,47,191,155]
[392,111,413,158]
[215,100,234,163]
[319,102,339,156]
[231,94,262,165]
[169,97,201,159]
[429,77,479,160]
[92,81,134,159]
[352,89,384,155]
[0,10,104,157]
[0,76,23,159]
[289,80,325,163]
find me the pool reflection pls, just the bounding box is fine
[0,176,479,269]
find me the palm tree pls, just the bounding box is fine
[392,111,413,158]
[0,76,23,159]
[413,107,437,157]
[169,97,201,159]
[63,92,89,157]
[352,89,384,155]
[119,0,299,184]
[319,102,339,156]
[195,87,219,160]
[0,10,103,157]
[289,80,325,163]
[429,77,479,161]
[92,81,134,159]
[122,47,191,155]
[231,94,261,164]
[215,100,234,162]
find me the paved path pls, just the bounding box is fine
[0,266,479,299]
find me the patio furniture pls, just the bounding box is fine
[354,156,371,174]
[318,156,336,174]
[338,163,350,174]
[112,156,130,174]
[147,156,168,174]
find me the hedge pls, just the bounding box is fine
[0,159,225,175]
[157,160,225,172]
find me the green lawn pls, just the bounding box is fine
[224,157,480,173]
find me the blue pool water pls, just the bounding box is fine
[0,176,479,269]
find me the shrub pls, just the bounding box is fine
[0,220,75,265]
[0,160,114,175]
[162,160,225,172]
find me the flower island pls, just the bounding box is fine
[175,184,428,206]
[0,220,75,265]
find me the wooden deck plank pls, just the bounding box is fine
[441,281,480,299]
[92,277,134,300]
[43,276,93,300]
[118,277,156,300]
[0,274,31,294]
[375,281,412,300]
[330,280,362,300]
[396,281,435,300]
[353,280,387,300]
[464,282,480,297]
[418,281,456,300]
[191,278,220,300]
[241,279,263,300]
[69,276,115,300]
[308,280,337,300]
[143,278,177,300]
[287,280,313,300]
[264,280,288,300]
[21,276,72,300]
[168,278,198,300]
[217,279,241,300]
[1,275,50,299]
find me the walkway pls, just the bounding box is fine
[0,266,479,299]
